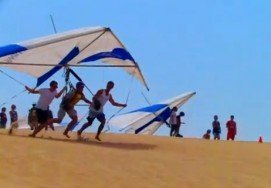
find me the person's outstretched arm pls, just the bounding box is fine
[55,86,67,98]
[81,95,92,105]
[25,86,39,94]
[109,95,127,108]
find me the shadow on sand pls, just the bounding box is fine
[1,132,157,151]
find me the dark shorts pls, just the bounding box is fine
[36,108,49,124]
[170,124,178,130]
[0,122,6,128]
[87,113,105,124]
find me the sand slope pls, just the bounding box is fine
[0,129,271,188]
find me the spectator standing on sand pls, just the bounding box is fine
[174,111,185,137]
[0,107,7,129]
[169,107,178,136]
[226,115,237,141]
[8,104,19,134]
[212,115,221,140]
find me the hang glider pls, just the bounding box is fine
[108,92,196,135]
[0,26,148,89]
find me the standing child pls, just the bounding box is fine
[203,129,211,139]
[8,104,18,134]
[212,115,221,140]
[0,107,7,129]
[226,115,237,141]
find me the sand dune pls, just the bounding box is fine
[0,129,270,188]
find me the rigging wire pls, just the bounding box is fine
[141,91,152,106]
[70,110,89,131]
[118,91,153,132]
[50,14,57,34]
[0,69,27,107]
[68,68,94,96]
[0,69,27,87]
[0,89,26,108]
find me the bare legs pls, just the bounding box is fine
[95,120,105,141]
[63,115,78,138]
[77,117,105,141]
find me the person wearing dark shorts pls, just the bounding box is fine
[25,81,66,137]
[77,81,126,141]
[36,108,48,124]
[212,115,221,140]
[0,107,7,129]
[8,104,19,134]
[45,107,54,131]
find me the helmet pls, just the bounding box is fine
[76,81,85,89]
[207,129,211,133]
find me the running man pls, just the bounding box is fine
[77,81,127,141]
[25,80,66,137]
[50,81,92,138]
[226,115,237,141]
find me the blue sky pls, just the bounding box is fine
[1,0,271,141]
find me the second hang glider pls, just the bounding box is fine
[108,92,196,135]
[0,26,148,89]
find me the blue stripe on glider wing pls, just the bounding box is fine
[0,44,27,58]
[80,48,135,62]
[128,104,168,114]
[135,107,171,134]
[36,47,79,87]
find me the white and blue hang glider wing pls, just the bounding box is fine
[108,92,196,135]
[0,26,148,89]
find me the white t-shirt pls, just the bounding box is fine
[169,111,177,125]
[36,88,57,110]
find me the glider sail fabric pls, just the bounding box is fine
[108,92,196,135]
[0,27,148,89]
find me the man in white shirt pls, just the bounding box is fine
[25,80,66,137]
[77,81,127,141]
